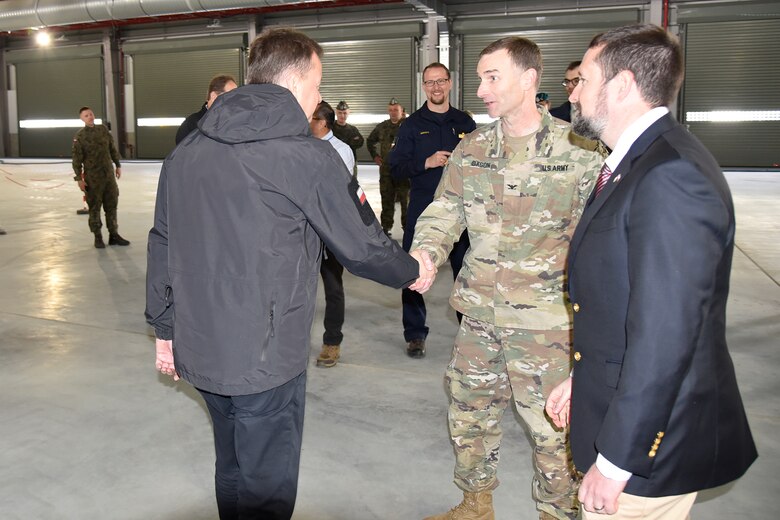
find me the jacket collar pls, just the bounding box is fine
[417,102,458,122]
[568,113,680,267]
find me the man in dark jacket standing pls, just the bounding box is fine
[389,63,475,358]
[146,28,422,520]
[174,74,237,144]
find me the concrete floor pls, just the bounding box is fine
[0,160,777,520]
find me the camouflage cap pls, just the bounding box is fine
[388,97,400,106]
[336,100,349,110]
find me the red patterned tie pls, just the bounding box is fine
[595,163,613,198]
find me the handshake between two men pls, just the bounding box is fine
[408,250,437,294]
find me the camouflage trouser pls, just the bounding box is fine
[85,174,119,235]
[446,316,578,520]
[378,169,409,233]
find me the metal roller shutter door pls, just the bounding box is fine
[16,57,103,158]
[319,38,414,163]
[682,19,780,168]
[132,48,241,159]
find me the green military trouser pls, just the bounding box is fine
[446,315,578,520]
[378,167,409,233]
[85,172,119,235]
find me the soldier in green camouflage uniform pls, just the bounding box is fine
[72,106,129,249]
[367,99,409,235]
[410,38,603,520]
[332,100,364,177]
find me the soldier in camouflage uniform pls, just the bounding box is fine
[409,38,603,520]
[367,98,409,236]
[332,100,364,177]
[72,106,129,249]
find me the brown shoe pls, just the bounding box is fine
[407,338,426,358]
[316,344,341,368]
[423,491,494,520]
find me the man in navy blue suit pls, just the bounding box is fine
[545,24,756,519]
[389,62,475,358]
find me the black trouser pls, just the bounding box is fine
[401,227,468,341]
[198,371,306,520]
[320,248,345,346]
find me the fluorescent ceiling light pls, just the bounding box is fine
[137,117,185,127]
[346,113,406,125]
[686,110,780,123]
[20,119,102,128]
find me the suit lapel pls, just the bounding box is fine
[568,114,679,269]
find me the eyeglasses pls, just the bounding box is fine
[562,78,580,87]
[423,78,450,87]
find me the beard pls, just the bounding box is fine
[428,93,447,106]
[571,87,608,141]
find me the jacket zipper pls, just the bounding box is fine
[261,301,276,363]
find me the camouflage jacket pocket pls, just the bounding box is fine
[527,170,579,231]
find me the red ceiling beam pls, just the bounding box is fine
[3,0,405,37]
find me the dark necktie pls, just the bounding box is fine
[595,163,613,198]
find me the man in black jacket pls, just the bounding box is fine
[174,74,237,144]
[389,62,475,358]
[146,28,423,520]
[549,61,580,123]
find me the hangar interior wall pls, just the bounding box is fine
[682,18,780,168]
[131,47,242,159]
[318,37,414,163]
[1,1,779,168]
[9,46,104,158]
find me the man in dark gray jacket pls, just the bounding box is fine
[145,28,423,520]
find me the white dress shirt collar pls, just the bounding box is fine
[604,106,669,173]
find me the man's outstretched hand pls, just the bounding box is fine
[408,250,437,294]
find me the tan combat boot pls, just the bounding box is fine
[316,344,340,367]
[423,491,494,520]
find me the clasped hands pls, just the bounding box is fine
[408,250,437,294]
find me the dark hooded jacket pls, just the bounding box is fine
[146,84,418,395]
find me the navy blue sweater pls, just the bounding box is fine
[389,103,475,223]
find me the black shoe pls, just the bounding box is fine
[407,338,426,358]
[108,234,130,246]
[94,234,105,249]
[76,208,89,215]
